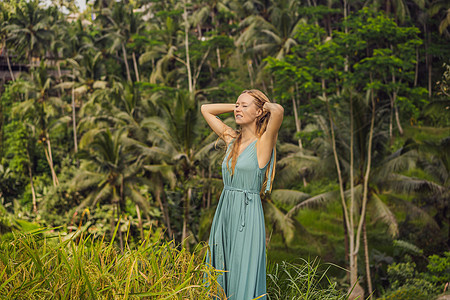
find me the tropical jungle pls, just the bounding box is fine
[0,0,449,299]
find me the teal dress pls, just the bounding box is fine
[207,139,274,300]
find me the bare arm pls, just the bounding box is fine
[257,103,284,168]
[201,103,236,145]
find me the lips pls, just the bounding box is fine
[236,114,243,118]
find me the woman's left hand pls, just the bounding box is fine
[262,102,283,114]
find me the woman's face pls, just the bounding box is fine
[234,93,261,125]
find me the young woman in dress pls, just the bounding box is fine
[201,89,284,299]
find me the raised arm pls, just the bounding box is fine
[201,103,236,145]
[257,103,284,168]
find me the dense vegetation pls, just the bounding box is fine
[0,0,449,299]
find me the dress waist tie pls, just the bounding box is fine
[224,185,260,232]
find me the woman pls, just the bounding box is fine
[201,89,284,299]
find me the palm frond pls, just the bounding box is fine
[287,190,339,218]
[384,174,446,195]
[263,201,295,243]
[271,189,310,205]
[370,193,398,237]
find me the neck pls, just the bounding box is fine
[240,124,258,142]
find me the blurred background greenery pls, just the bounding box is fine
[0,0,448,298]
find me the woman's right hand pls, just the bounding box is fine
[201,103,236,145]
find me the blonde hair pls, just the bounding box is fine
[226,89,276,193]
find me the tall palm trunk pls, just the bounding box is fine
[292,95,302,150]
[414,47,419,87]
[389,61,403,140]
[72,86,78,154]
[44,132,59,187]
[183,0,193,93]
[424,24,432,97]
[121,43,132,83]
[216,47,221,68]
[3,46,15,81]
[132,51,140,82]
[155,183,173,239]
[136,204,144,240]
[26,147,37,213]
[118,179,125,252]
[363,220,373,299]
[207,164,212,208]
[182,187,192,250]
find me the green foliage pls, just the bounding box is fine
[0,229,224,299]
[379,253,450,300]
[267,259,348,300]
[426,252,450,287]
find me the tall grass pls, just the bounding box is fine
[1,225,350,299]
[0,227,224,299]
[266,258,349,300]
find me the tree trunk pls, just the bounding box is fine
[44,133,59,187]
[132,51,140,82]
[247,60,254,87]
[118,179,125,252]
[117,203,124,253]
[386,0,391,15]
[29,53,33,81]
[343,206,349,268]
[121,43,132,83]
[155,184,173,239]
[424,24,432,97]
[207,164,212,208]
[390,65,403,138]
[323,76,353,293]
[4,46,15,81]
[216,47,221,68]
[351,87,376,300]
[292,95,302,150]
[182,187,192,250]
[394,104,403,135]
[136,204,144,240]
[349,92,355,279]
[414,47,419,87]
[27,151,37,213]
[183,0,193,93]
[363,220,373,300]
[389,95,394,142]
[72,87,78,154]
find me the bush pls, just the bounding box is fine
[377,261,439,300]
[426,252,450,288]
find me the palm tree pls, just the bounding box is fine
[5,0,53,71]
[0,7,15,81]
[12,64,65,188]
[88,80,178,238]
[140,90,218,247]
[74,128,150,250]
[97,2,144,83]
[428,0,450,37]
[138,7,182,86]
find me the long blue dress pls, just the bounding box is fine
[207,139,274,300]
